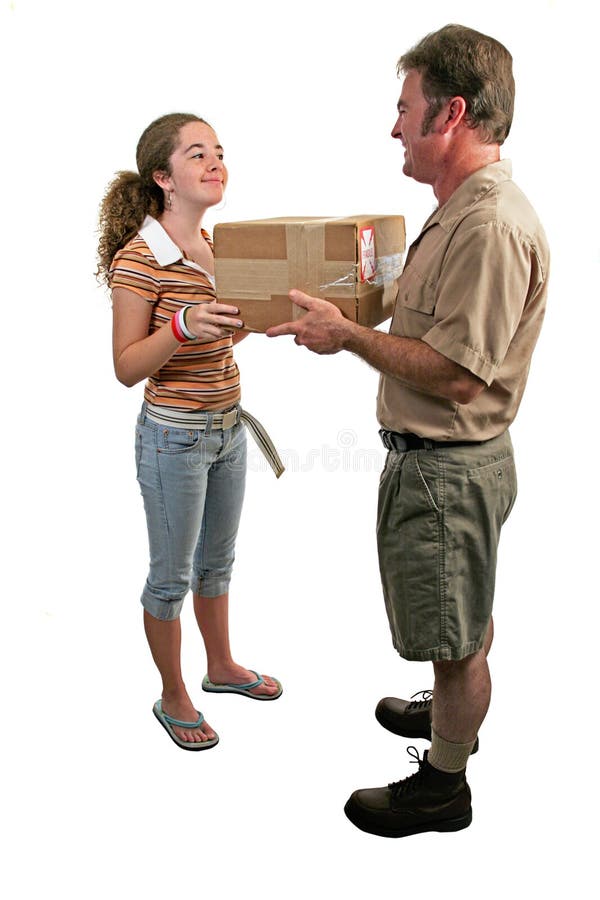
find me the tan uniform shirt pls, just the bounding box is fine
[376,161,549,441]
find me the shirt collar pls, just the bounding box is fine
[139,216,215,285]
[427,159,513,233]
[139,215,183,266]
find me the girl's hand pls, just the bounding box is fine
[185,301,244,342]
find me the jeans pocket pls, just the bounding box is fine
[135,428,143,478]
[157,427,205,455]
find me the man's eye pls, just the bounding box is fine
[192,152,205,159]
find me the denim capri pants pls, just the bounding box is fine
[135,404,247,621]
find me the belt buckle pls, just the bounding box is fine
[221,408,238,430]
[379,429,393,451]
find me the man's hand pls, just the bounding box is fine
[266,290,354,354]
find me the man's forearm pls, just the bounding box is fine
[342,323,485,405]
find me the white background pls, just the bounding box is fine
[1,0,597,896]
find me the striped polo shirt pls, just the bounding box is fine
[110,216,241,412]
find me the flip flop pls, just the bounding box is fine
[152,699,219,751]
[202,670,283,701]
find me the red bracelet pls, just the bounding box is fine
[171,312,187,343]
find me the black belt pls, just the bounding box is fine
[379,429,482,452]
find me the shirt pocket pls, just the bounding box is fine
[391,265,437,339]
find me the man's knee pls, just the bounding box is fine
[433,648,485,679]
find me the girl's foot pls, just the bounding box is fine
[207,663,281,697]
[161,691,217,743]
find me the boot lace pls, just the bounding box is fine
[406,689,433,712]
[388,746,426,798]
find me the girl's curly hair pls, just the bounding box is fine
[96,113,208,284]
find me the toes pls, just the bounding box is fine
[174,726,209,743]
[251,675,279,696]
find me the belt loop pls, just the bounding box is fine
[205,412,213,436]
[423,438,435,450]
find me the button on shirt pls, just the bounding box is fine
[376,161,549,441]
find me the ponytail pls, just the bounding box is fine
[96,170,161,285]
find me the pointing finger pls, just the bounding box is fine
[266,321,300,338]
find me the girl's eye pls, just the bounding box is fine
[191,151,224,162]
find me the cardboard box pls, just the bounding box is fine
[213,215,405,332]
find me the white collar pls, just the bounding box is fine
[139,215,183,266]
[139,215,215,284]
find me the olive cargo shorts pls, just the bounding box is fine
[377,431,517,662]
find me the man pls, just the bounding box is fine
[267,24,548,838]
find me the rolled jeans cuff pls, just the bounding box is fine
[190,572,232,598]
[140,585,185,621]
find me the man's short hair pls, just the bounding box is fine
[399,24,514,144]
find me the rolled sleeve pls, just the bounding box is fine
[422,223,533,386]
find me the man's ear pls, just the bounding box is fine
[441,96,468,134]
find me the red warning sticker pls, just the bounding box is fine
[359,226,376,282]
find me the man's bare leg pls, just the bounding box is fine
[427,618,495,771]
[432,616,494,744]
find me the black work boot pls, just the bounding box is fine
[344,747,472,838]
[375,690,479,754]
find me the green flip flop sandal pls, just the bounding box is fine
[202,670,283,701]
[152,699,219,751]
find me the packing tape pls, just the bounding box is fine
[366,252,405,286]
[214,260,289,299]
[215,235,404,303]
[285,221,326,297]
[319,252,405,291]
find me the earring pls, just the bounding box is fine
[166,191,173,210]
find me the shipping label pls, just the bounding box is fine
[359,226,376,282]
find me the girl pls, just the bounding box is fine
[97,113,282,751]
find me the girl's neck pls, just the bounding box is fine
[158,205,208,250]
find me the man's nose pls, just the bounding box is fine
[391,116,402,140]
